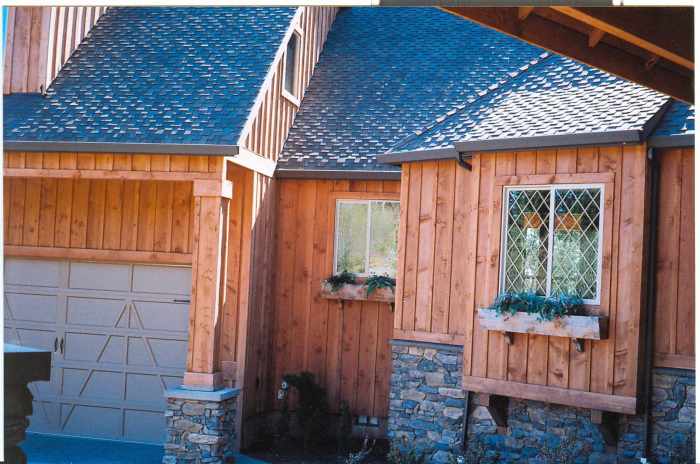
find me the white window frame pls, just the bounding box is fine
[333,199,400,277]
[281,28,302,106]
[499,183,605,305]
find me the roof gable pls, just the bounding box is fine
[4,7,296,148]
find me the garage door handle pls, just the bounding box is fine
[173,299,190,304]
[54,337,58,352]
[59,338,64,355]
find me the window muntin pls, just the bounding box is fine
[500,185,603,304]
[284,32,299,97]
[334,200,400,277]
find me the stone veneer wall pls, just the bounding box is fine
[387,340,465,464]
[387,339,694,464]
[163,387,239,464]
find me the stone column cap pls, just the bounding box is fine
[165,386,239,402]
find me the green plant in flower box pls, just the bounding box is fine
[489,291,584,321]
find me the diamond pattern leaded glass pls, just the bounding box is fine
[551,188,601,300]
[501,186,603,302]
[503,189,551,296]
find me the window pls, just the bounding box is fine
[283,32,299,97]
[334,200,400,277]
[500,185,603,304]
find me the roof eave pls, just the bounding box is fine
[274,168,401,180]
[3,140,240,156]
[376,147,458,165]
[454,130,644,153]
[648,134,695,148]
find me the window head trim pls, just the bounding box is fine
[498,183,605,306]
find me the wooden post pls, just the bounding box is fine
[183,179,233,390]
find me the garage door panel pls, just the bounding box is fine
[67,297,127,328]
[127,338,153,367]
[68,262,131,292]
[61,404,123,439]
[126,373,165,405]
[132,300,189,333]
[5,293,59,324]
[64,333,125,364]
[81,370,125,401]
[5,258,62,288]
[148,338,188,369]
[124,410,165,443]
[5,258,191,444]
[133,265,191,295]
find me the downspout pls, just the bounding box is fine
[641,146,660,459]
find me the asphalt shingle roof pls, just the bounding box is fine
[650,100,694,139]
[279,8,672,172]
[394,54,669,152]
[4,7,296,146]
[278,7,547,172]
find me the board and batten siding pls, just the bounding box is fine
[240,7,337,160]
[653,147,694,370]
[394,145,650,414]
[3,152,226,265]
[4,6,108,94]
[268,179,399,418]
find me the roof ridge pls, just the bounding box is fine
[386,50,554,154]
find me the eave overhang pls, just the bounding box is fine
[3,140,240,156]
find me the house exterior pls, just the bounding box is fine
[3,6,694,464]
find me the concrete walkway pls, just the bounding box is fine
[22,433,268,464]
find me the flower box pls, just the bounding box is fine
[477,308,608,351]
[320,282,395,304]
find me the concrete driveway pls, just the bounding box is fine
[22,433,268,464]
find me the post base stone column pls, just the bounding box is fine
[163,387,239,464]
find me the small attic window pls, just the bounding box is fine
[283,32,300,101]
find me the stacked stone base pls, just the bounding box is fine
[387,340,464,463]
[387,340,695,464]
[163,388,239,464]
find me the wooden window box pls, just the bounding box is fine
[478,308,608,352]
[320,282,395,304]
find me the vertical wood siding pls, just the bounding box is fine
[653,147,694,370]
[394,146,649,411]
[241,7,337,160]
[4,6,107,94]
[3,151,222,262]
[267,179,399,418]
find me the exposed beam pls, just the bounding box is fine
[588,28,605,48]
[517,6,534,21]
[552,6,693,71]
[441,7,692,103]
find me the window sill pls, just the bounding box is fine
[477,308,608,351]
[320,282,395,304]
[281,89,300,108]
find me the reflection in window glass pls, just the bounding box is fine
[369,201,400,276]
[335,200,400,277]
[336,202,368,274]
[501,186,603,303]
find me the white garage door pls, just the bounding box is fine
[4,258,191,444]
